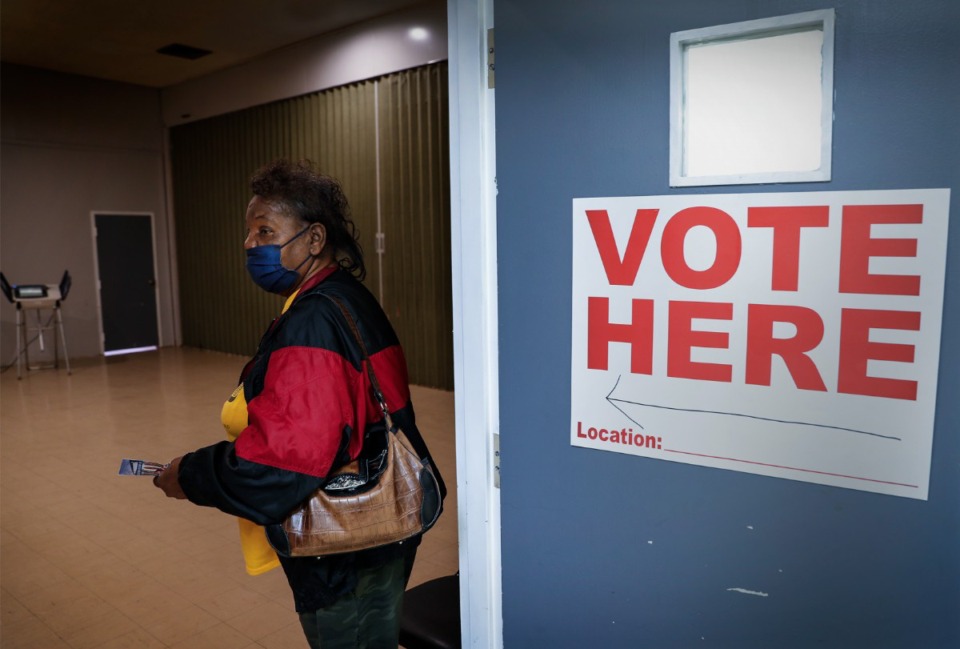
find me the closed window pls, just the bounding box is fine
[670,10,835,186]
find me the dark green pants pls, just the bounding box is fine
[298,547,416,649]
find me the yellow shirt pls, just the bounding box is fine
[221,290,300,576]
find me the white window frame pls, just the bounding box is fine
[669,9,835,187]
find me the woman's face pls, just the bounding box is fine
[243,196,331,295]
[246,194,318,254]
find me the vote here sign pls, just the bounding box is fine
[571,189,950,499]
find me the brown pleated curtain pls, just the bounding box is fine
[170,63,452,390]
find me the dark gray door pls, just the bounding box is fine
[94,213,159,354]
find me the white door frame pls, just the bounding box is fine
[448,0,502,647]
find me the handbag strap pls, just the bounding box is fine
[324,295,394,427]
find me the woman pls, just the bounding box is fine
[154,159,444,648]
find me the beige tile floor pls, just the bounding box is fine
[0,348,458,648]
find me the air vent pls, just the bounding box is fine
[156,43,212,60]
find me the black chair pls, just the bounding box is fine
[399,573,461,649]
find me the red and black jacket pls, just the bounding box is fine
[178,266,445,611]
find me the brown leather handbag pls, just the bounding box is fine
[266,296,442,557]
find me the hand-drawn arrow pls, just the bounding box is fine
[604,375,901,442]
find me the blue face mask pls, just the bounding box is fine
[245,225,313,294]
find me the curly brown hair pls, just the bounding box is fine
[250,159,366,280]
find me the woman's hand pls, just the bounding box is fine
[153,456,187,499]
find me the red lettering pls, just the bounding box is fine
[838,309,920,400]
[748,206,829,291]
[745,304,827,391]
[667,301,733,382]
[586,209,659,286]
[587,297,654,374]
[661,207,741,289]
[839,204,922,296]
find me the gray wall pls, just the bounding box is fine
[495,1,959,647]
[0,64,174,362]
[162,0,446,126]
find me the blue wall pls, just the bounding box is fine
[495,1,959,647]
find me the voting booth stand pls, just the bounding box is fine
[1,271,72,379]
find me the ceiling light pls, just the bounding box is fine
[408,27,429,42]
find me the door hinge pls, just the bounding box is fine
[375,232,386,254]
[493,433,501,489]
[487,28,495,89]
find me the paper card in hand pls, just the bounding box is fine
[118,459,167,476]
